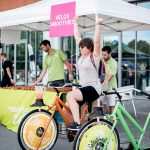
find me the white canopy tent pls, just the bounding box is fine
[0,0,150,86]
[0,0,150,33]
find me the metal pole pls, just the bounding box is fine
[96,0,99,17]
[71,36,73,71]
[135,31,137,89]
[25,40,28,86]
[14,44,17,82]
[71,37,73,66]
[75,42,79,80]
[0,40,2,82]
[35,31,37,80]
[118,32,122,87]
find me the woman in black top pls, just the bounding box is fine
[0,53,15,87]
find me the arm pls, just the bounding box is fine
[101,74,112,91]
[6,67,12,79]
[64,60,72,74]
[64,60,73,81]
[6,67,15,85]
[104,60,117,83]
[93,18,103,58]
[105,74,113,82]
[34,68,47,84]
[74,16,82,44]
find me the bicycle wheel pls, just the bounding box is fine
[18,109,58,150]
[73,118,120,150]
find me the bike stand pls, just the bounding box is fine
[90,107,104,117]
[30,99,47,107]
[66,129,77,142]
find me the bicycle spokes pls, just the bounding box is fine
[22,113,56,149]
[78,124,118,150]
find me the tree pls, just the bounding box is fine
[128,39,150,54]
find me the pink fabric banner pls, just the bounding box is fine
[49,2,76,37]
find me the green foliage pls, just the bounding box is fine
[128,39,150,54]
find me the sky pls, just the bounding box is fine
[103,31,150,45]
[138,2,150,9]
[103,2,150,45]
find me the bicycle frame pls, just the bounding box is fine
[47,93,88,126]
[18,82,92,150]
[48,93,72,126]
[35,92,88,149]
[103,101,150,150]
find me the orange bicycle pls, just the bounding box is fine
[17,83,89,150]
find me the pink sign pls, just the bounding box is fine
[49,2,76,37]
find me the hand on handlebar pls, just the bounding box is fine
[101,80,108,91]
[47,82,81,88]
[68,73,74,81]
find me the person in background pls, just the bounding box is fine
[0,53,15,87]
[101,46,118,114]
[145,65,150,86]
[34,40,73,86]
[0,54,1,86]
[66,17,103,131]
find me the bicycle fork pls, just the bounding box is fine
[103,119,118,150]
[35,109,56,150]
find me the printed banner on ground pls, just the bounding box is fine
[0,89,56,132]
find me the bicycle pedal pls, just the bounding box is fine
[92,107,104,116]
[66,130,77,142]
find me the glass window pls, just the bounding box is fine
[16,43,26,85]
[28,31,43,85]
[6,44,14,62]
[62,36,76,81]
[122,31,135,87]
[137,2,150,9]
[103,35,119,84]
[37,31,43,70]
[2,30,43,86]
[137,31,150,90]
[136,2,150,89]
[21,30,27,39]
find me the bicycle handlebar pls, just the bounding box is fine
[138,90,150,99]
[102,88,150,100]
[102,90,122,102]
[47,83,81,94]
[47,83,81,88]
[131,88,150,99]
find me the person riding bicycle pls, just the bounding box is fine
[66,17,103,131]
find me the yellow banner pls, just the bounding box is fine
[0,89,56,132]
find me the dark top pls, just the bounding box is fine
[2,60,13,79]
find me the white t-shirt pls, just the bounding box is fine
[78,54,102,95]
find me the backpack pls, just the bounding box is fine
[90,54,105,83]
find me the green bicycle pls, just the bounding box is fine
[73,88,150,150]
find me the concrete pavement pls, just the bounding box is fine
[0,98,150,150]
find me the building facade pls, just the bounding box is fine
[0,0,40,12]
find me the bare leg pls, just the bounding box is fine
[103,104,107,113]
[109,106,115,114]
[66,89,83,125]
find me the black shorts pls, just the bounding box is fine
[1,77,13,87]
[47,79,65,87]
[78,86,99,106]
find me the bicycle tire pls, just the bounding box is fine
[73,118,120,150]
[17,109,58,150]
